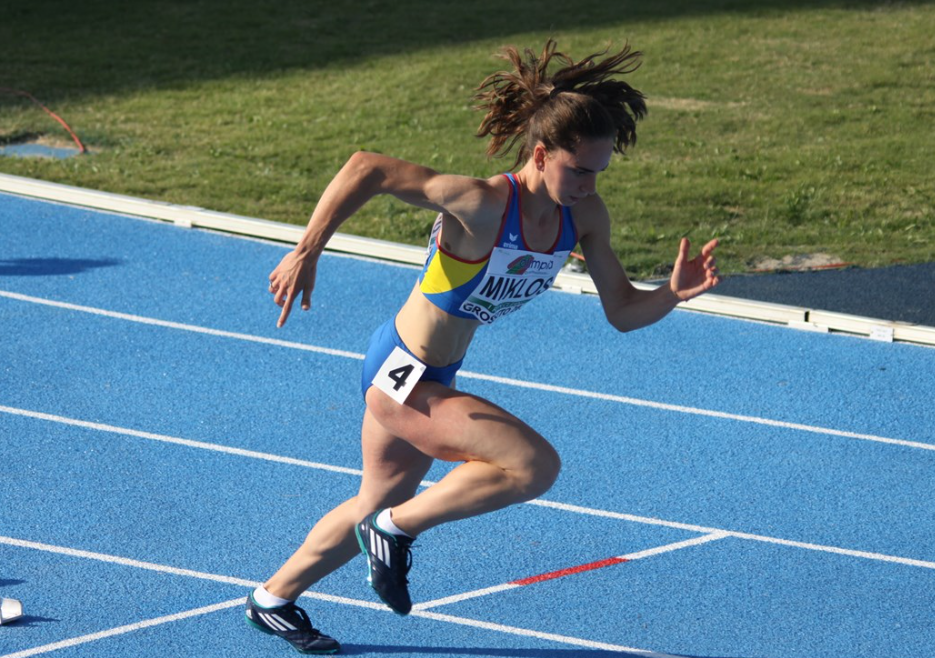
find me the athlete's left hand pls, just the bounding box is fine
[669,238,720,301]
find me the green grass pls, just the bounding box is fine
[2,0,933,278]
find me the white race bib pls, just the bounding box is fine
[459,247,570,324]
[372,347,427,405]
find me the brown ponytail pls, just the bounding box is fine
[474,39,646,170]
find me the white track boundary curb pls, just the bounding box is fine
[2,172,932,346]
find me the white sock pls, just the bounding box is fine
[252,586,292,609]
[376,508,413,538]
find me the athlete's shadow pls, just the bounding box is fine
[0,257,122,277]
[341,648,645,657]
[340,646,764,657]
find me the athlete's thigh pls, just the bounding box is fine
[365,381,555,468]
[357,407,434,512]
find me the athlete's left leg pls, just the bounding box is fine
[262,408,433,600]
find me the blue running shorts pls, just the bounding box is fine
[361,318,464,400]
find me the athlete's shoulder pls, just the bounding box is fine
[422,172,508,220]
[463,172,513,212]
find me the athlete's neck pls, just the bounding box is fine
[513,165,559,226]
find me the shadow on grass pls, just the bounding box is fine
[2,0,933,103]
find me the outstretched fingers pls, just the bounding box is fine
[671,237,721,301]
[701,238,720,282]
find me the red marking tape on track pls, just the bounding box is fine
[511,556,629,586]
[417,533,729,612]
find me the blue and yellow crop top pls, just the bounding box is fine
[418,173,578,325]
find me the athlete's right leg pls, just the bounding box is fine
[364,381,562,538]
[349,380,561,615]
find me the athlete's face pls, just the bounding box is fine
[539,137,615,206]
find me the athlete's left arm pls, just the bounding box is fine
[576,197,720,333]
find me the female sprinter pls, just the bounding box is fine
[246,40,720,654]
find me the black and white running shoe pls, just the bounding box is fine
[245,593,340,654]
[355,510,414,615]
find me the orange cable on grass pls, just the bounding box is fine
[0,88,87,154]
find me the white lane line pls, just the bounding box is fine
[0,535,257,589]
[412,609,681,657]
[415,532,729,611]
[529,498,935,570]
[615,531,730,562]
[458,371,935,452]
[0,535,674,657]
[3,403,935,572]
[0,535,383,614]
[415,583,520,612]
[0,598,244,658]
[0,290,364,361]
[0,405,365,479]
[3,289,931,453]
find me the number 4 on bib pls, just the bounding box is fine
[372,347,427,405]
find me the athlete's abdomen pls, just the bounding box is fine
[396,283,480,367]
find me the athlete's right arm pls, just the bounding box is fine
[269,151,501,327]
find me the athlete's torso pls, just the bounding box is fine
[418,173,578,325]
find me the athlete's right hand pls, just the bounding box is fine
[269,250,317,328]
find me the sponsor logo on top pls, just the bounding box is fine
[506,254,555,275]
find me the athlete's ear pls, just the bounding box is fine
[533,143,548,172]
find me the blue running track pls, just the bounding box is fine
[1,190,934,658]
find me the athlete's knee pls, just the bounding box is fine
[510,444,561,500]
